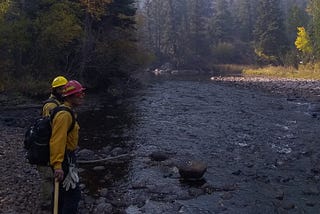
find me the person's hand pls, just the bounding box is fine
[54,169,64,182]
[62,165,79,191]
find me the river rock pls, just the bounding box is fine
[93,166,105,171]
[177,160,207,180]
[93,202,113,214]
[149,151,170,161]
[77,148,95,160]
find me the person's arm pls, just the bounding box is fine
[50,111,72,180]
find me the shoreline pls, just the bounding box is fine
[1,76,320,213]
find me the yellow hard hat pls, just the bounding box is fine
[51,76,68,88]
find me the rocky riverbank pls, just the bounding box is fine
[211,76,320,102]
[1,76,320,214]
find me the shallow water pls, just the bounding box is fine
[78,77,320,213]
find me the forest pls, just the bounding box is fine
[0,0,319,94]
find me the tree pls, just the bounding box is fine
[287,4,309,47]
[234,0,254,42]
[307,0,320,58]
[186,0,211,67]
[0,0,83,77]
[82,0,139,88]
[253,0,289,65]
[295,26,312,53]
[295,26,313,64]
[210,0,233,44]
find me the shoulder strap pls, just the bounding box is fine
[43,98,59,107]
[41,98,60,116]
[50,106,76,133]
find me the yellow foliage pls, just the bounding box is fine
[0,0,10,15]
[254,48,277,62]
[295,27,313,54]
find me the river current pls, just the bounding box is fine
[78,77,320,213]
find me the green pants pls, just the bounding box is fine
[37,165,53,207]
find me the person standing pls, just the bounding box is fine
[42,76,68,116]
[38,75,68,211]
[50,80,85,214]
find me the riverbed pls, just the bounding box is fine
[78,76,320,213]
[0,76,320,213]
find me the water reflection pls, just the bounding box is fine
[80,162,130,194]
[77,97,136,194]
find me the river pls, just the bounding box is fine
[77,76,320,213]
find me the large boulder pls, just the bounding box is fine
[177,160,207,180]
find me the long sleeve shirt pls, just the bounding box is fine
[49,102,79,170]
[42,95,61,117]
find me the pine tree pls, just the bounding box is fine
[287,4,309,47]
[307,0,320,58]
[210,0,233,44]
[235,0,254,42]
[253,0,289,64]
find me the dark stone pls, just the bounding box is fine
[178,160,207,180]
[149,151,169,161]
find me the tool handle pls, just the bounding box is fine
[53,179,59,214]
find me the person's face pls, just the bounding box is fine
[55,86,65,96]
[67,91,85,107]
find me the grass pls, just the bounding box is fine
[243,64,320,80]
[212,64,258,75]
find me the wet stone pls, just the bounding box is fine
[111,147,124,156]
[282,202,295,210]
[275,190,284,200]
[188,187,204,197]
[77,149,95,160]
[125,205,142,214]
[149,151,170,161]
[221,192,233,200]
[178,160,207,180]
[93,166,105,171]
[302,187,320,195]
[306,201,317,207]
[101,146,112,153]
[99,188,109,197]
[93,202,113,214]
[84,195,95,204]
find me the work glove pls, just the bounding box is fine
[62,157,79,191]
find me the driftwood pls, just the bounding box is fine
[77,153,132,164]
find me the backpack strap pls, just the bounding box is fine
[50,106,76,133]
[41,98,60,116]
[43,97,60,107]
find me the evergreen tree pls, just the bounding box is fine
[162,0,188,68]
[287,3,309,47]
[307,0,320,58]
[210,0,233,44]
[186,0,211,67]
[253,0,289,64]
[83,0,139,87]
[234,0,254,42]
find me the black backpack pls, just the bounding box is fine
[24,106,76,166]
